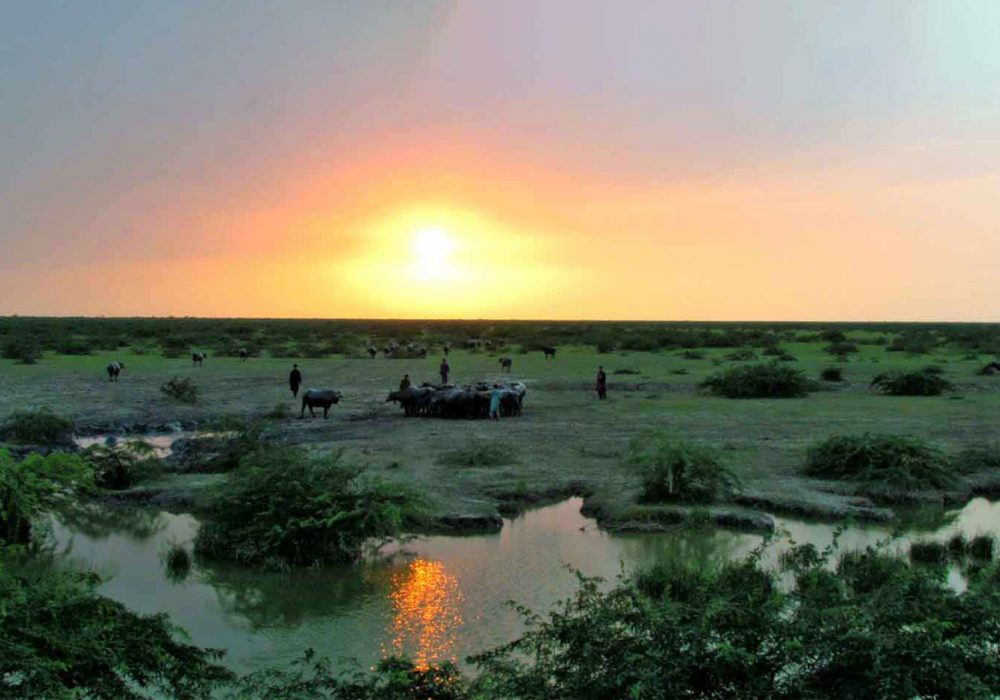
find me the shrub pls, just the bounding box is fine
[171,422,267,474]
[439,441,518,468]
[162,543,192,582]
[611,367,641,375]
[160,376,200,404]
[0,449,92,544]
[0,409,74,446]
[909,540,948,565]
[870,367,954,396]
[195,447,418,569]
[83,440,162,490]
[263,403,291,420]
[820,366,844,382]
[700,362,812,398]
[680,350,704,360]
[724,347,757,361]
[160,336,191,359]
[802,433,952,490]
[55,339,93,356]
[952,444,1000,473]
[0,562,231,697]
[1,336,41,364]
[969,535,996,560]
[624,434,738,503]
[470,544,1000,699]
[825,341,859,357]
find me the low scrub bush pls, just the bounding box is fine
[0,409,74,446]
[55,339,93,356]
[723,347,757,361]
[195,446,419,568]
[83,440,162,490]
[0,562,231,697]
[952,444,1000,473]
[870,367,954,396]
[160,376,200,404]
[700,362,812,398]
[263,402,291,420]
[624,434,738,503]
[159,336,191,359]
[820,366,844,382]
[611,367,641,375]
[162,543,193,582]
[1,336,42,364]
[439,441,518,468]
[802,433,952,490]
[0,449,92,544]
[825,341,859,357]
[680,349,705,360]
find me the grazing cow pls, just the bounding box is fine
[367,347,377,359]
[239,348,249,362]
[981,361,1000,375]
[106,361,125,382]
[443,343,451,356]
[498,357,513,373]
[192,352,206,366]
[542,346,557,359]
[386,387,434,417]
[300,388,342,418]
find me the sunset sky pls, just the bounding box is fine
[2,1,999,320]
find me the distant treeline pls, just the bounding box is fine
[1,317,998,361]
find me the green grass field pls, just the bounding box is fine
[2,334,997,530]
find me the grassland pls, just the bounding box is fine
[1,322,998,532]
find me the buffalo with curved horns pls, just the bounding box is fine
[301,388,342,418]
[192,352,207,366]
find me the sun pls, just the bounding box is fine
[411,227,456,280]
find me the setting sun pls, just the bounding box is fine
[411,228,455,280]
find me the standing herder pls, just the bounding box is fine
[289,363,303,398]
[440,358,450,385]
[399,374,411,391]
[595,365,607,400]
[489,384,503,421]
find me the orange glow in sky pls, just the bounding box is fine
[2,2,999,320]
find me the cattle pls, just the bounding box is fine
[498,357,513,373]
[239,348,249,362]
[192,352,206,366]
[386,387,435,417]
[106,361,125,382]
[979,361,1000,375]
[542,346,557,359]
[301,388,342,418]
[443,343,451,356]
[388,381,526,419]
[367,347,377,359]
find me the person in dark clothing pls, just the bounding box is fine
[440,358,450,385]
[399,374,411,391]
[289,364,303,398]
[595,365,607,400]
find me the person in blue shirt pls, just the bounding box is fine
[489,384,503,421]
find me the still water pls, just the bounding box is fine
[50,497,1000,673]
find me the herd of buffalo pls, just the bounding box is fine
[386,382,527,419]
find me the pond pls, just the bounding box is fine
[49,496,1000,673]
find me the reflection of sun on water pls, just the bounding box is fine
[387,559,464,669]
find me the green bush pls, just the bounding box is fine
[162,543,192,582]
[723,347,757,361]
[802,433,952,490]
[700,362,812,398]
[0,449,92,544]
[870,367,954,396]
[611,367,641,375]
[55,339,93,356]
[680,349,705,360]
[195,447,418,569]
[469,545,1000,699]
[825,341,859,357]
[83,440,162,490]
[160,376,200,404]
[160,336,191,359]
[0,562,231,697]
[820,366,844,382]
[952,444,1000,473]
[1,336,42,364]
[0,409,74,446]
[624,434,738,503]
[439,441,518,468]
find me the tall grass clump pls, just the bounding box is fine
[802,433,952,490]
[820,366,844,382]
[625,434,738,503]
[870,366,953,396]
[0,409,74,446]
[83,440,162,490]
[700,362,812,398]
[195,446,419,569]
[438,441,518,468]
[162,543,193,582]
[160,376,200,405]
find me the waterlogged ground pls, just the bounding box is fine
[49,496,1000,673]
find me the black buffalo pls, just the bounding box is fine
[192,352,206,366]
[542,346,557,359]
[106,361,125,382]
[301,388,342,418]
